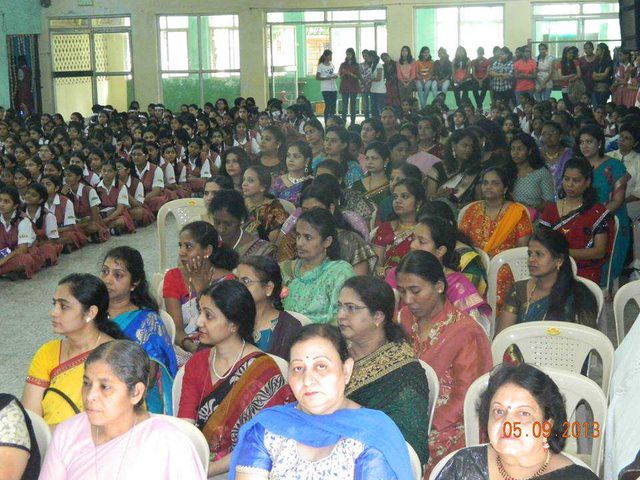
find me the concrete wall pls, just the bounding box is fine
[0,0,42,108]
[34,0,579,113]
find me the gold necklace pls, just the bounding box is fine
[524,281,547,322]
[559,198,582,217]
[483,200,506,239]
[496,449,551,480]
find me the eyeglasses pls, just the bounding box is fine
[336,303,368,314]
[237,276,265,287]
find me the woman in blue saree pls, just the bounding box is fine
[229,324,413,480]
[577,124,631,285]
[101,246,177,414]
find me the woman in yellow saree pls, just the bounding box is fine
[22,274,123,426]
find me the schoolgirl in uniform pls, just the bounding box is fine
[130,143,167,214]
[95,160,136,235]
[42,174,88,251]
[63,164,110,243]
[23,182,63,266]
[115,157,155,227]
[161,144,190,198]
[0,185,43,279]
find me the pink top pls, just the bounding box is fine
[40,413,206,480]
[406,151,441,175]
[396,62,417,82]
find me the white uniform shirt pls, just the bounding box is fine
[45,194,76,226]
[136,162,165,189]
[159,159,176,186]
[0,211,36,246]
[25,207,59,239]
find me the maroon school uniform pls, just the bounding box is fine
[125,176,155,227]
[71,184,110,242]
[96,183,136,234]
[48,194,88,250]
[139,163,167,213]
[0,214,44,278]
[27,210,63,266]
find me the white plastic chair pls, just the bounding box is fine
[150,272,165,310]
[407,442,423,480]
[286,310,312,326]
[457,203,473,226]
[267,353,289,379]
[153,414,209,471]
[428,444,592,479]
[604,215,619,293]
[159,309,177,344]
[172,366,185,416]
[25,409,51,466]
[463,367,606,473]
[419,360,439,435]
[487,246,578,338]
[157,198,206,273]
[576,276,604,321]
[613,279,640,346]
[491,321,614,396]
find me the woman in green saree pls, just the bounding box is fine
[339,275,431,467]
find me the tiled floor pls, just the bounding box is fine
[0,218,179,397]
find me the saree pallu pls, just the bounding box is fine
[447,272,492,336]
[197,352,293,460]
[26,340,88,425]
[372,222,415,272]
[539,203,611,284]
[347,342,431,466]
[112,309,177,415]
[593,158,631,284]
[269,176,309,207]
[237,236,277,259]
[351,180,392,223]
[459,201,533,311]
[457,247,487,296]
[244,199,288,241]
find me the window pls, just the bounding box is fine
[266,10,387,103]
[49,16,133,118]
[415,6,504,59]
[158,15,240,110]
[532,2,621,58]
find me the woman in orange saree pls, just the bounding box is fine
[459,167,533,311]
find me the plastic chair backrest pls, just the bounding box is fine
[157,198,206,273]
[150,272,165,310]
[153,414,209,471]
[159,309,177,344]
[486,247,578,338]
[429,444,593,479]
[25,409,51,466]
[613,279,640,346]
[286,310,312,326]
[457,203,472,226]
[463,368,606,473]
[605,215,619,292]
[172,366,185,417]
[419,360,439,434]
[576,276,604,322]
[267,353,289,379]
[491,321,614,396]
[407,442,423,480]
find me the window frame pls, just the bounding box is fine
[157,14,241,107]
[49,15,134,111]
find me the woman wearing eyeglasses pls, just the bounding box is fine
[234,256,302,360]
[338,276,431,468]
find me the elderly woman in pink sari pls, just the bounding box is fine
[386,215,491,334]
[40,341,206,479]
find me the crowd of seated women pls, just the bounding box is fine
[2,80,640,479]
